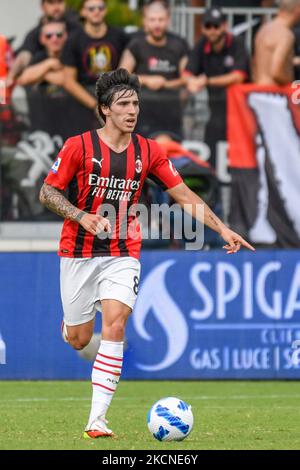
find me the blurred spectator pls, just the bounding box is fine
[7,0,80,87]
[254,0,300,85]
[226,1,278,45]
[3,20,71,222]
[62,0,129,114]
[18,20,67,88]
[184,8,249,169]
[17,19,71,139]
[120,0,189,138]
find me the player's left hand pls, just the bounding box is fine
[220,227,255,254]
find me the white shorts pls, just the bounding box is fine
[60,256,141,326]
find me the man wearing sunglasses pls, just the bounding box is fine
[17,19,73,142]
[18,19,67,89]
[184,8,249,169]
[7,0,80,87]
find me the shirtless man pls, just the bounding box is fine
[254,0,300,85]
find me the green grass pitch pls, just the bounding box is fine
[0,381,299,450]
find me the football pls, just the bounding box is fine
[147,397,194,441]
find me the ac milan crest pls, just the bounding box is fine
[135,158,143,174]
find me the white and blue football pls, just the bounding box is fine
[147,397,194,442]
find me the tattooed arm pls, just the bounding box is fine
[167,182,255,254]
[40,183,84,222]
[39,183,111,235]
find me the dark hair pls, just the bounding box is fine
[95,68,140,122]
[40,17,66,27]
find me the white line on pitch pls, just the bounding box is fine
[0,394,300,403]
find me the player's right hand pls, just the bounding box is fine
[79,213,111,236]
[220,227,255,254]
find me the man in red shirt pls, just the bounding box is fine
[40,68,254,439]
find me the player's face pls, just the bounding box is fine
[144,7,170,41]
[41,23,67,53]
[202,22,227,45]
[103,90,140,133]
[81,0,107,26]
[43,0,66,20]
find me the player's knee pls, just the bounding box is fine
[68,334,91,351]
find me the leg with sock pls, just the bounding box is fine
[85,340,123,436]
[84,299,132,438]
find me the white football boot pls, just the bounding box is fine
[83,417,114,439]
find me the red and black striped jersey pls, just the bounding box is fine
[44,130,183,259]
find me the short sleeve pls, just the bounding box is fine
[120,29,130,49]
[147,140,183,191]
[44,136,82,191]
[178,37,190,60]
[184,40,205,76]
[231,37,250,79]
[126,38,141,61]
[20,28,41,55]
[61,34,77,68]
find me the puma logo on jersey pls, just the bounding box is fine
[92,158,104,168]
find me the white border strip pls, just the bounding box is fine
[0,240,58,252]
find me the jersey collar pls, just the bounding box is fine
[204,32,233,55]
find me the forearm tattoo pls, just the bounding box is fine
[40,183,85,223]
[208,213,221,232]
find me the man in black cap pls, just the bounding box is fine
[184,7,250,170]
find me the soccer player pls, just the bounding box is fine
[40,68,255,438]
